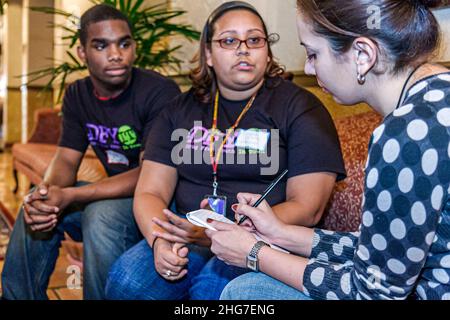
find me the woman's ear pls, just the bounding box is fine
[352,37,378,77]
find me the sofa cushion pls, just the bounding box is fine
[320,111,382,232]
[12,143,107,184]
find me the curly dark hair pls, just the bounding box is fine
[189,1,284,104]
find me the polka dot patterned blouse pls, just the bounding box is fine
[303,73,450,300]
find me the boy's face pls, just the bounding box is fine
[78,19,136,91]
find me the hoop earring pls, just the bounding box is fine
[357,73,366,85]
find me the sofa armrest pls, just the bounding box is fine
[28,108,62,144]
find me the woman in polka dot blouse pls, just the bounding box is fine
[204,0,450,300]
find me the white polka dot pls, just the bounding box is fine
[428,281,440,289]
[367,265,386,282]
[365,155,370,170]
[310,268,325,287]
[372,124,385,144]
[326,291,338,300]
[340,273,351,295]
[387,259,406,274]
[333,264,345,272]
[333,243,343,256]
[422,149,439,176]
[390,219,406,240]
[431,186,444,211]
[408,81,427,97]
[339,236,354,247]
[411,202,426,225]
[393,104,414,117]
[398,168,414,193]
[388,286,406,295]
[303,287,309,296]
[441,255,450,268]
[437,108,450,127]
[377,191,392,212]
[438,74,450,82]
[442,293,450,300]
[416,285,427,299]
[407,120,428,141]
[362,211,374,227]
[406,275,418,286]
[426,232,436,246]
[433,269,450,284]
[424,90,445,102]
[317,252,329,261]
[407,247,425,262]
[357,245,370,261]
[372,234,387,251]
[366,168,379,189]
[322,230,334,235]
[433,234,439,243]
[447,242,450,250]
[383,139,400,163]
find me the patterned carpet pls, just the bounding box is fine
[0,202,13,260]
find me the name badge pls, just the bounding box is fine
[106,150,130,166]
[236,129,270,152]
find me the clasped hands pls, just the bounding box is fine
[151,193,285,280]
[23,184,72,233]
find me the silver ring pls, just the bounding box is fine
[165,270,172,277]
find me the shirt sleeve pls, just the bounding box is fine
[143,104,178,168]
[286,91,346,180]
[309,229,360,265]
[141,80,181,149]
[303,112,445,300]
[58,84,89,153]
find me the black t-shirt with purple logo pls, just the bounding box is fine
[59,68,181,176]
[144,77,346,218]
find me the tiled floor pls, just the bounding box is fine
[0,151,83,300]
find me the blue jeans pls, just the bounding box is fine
[1,185,141,300]
[220,273,312,300]
[105,239,249,300]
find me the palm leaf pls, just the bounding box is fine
[0,0,8,15]
[27,0,200,102]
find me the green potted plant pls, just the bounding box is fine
[0,1,7,15]
[27,0,200,102]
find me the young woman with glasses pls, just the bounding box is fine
[207,0,450,300]
[105,1,346,300]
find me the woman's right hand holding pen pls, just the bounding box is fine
[234,193,286,244]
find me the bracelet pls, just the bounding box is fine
[151,237,159,250]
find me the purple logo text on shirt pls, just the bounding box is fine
[86,124,121,150]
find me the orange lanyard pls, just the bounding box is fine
[209,91,256,195]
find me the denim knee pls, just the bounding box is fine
[81,199,134,240]
[105,252,134,299]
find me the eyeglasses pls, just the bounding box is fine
[211,37,268,50]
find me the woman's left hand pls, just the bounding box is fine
[152,209,211,247]
[205,220,257,268]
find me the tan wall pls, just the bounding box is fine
[170,0,304,73]
[435,7,450,63]
[170,1,450,73]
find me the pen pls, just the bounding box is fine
[237,169,289,225]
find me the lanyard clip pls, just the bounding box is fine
[212,174,218,196]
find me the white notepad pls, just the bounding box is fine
[186,209,289,254]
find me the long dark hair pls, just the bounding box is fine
[297,0,442,73]
[190,1,284,104]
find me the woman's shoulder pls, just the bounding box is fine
[161,89,204,112]
[264,76,325,111]
[379,73,450,152]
